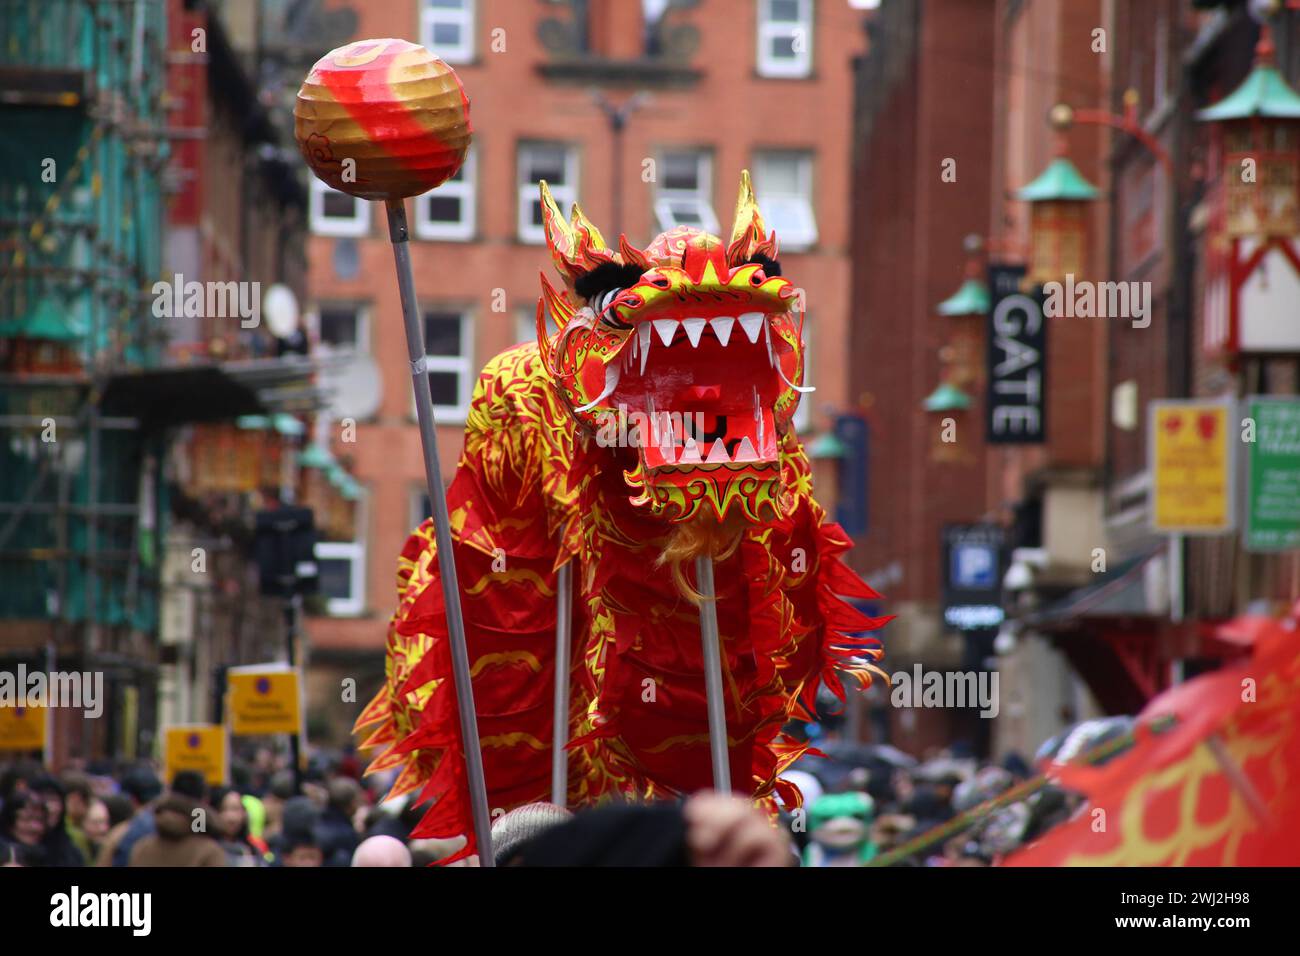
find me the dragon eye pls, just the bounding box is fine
[574,261,644,330]
[593,288,632,329]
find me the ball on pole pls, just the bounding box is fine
[294,38,472,201]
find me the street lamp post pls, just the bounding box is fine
[589,91,650,238]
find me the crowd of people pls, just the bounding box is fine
[0,725,1084,868]
[0,748,452,868]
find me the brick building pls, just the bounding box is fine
[848,0,1300,761]
[847,0,1001,754]
[302,0,873,742]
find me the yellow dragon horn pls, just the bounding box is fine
[540,180,578,271]
[727,169,773,265]
[569,202,608,253]
[539,184,614,283]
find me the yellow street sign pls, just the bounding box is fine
[162,724,228,786]
[1150,400,1235,533]
[226,666,302,737]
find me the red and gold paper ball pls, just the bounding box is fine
[295,38,471,201]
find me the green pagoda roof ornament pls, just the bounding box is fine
[807,430,849,460]
[937,278,991,317]
[1016,157,1100,203]
[922,382,973,412]
[298,443,334,469]
[1197,27,1300,121]
[0,298,88,341]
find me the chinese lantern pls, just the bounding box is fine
[1197,28,1300,238]
[1018,156,1099,286]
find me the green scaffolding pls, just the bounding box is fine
[0,0,170,632]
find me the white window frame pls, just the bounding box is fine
[757,0,814,79]
[654,149,719,234]
[314,302,371,354]
[754,150,818,250]
[518,142,579,244]
[417,308,475,423]
[414,148,476,241]
[315,540,366,617]
[309,177,369,238]
[421,0,475,64]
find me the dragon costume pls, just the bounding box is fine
[353,171,891,861]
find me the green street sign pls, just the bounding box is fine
[1245,397,1300,552]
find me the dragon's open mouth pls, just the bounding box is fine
[537,171,807,523]
[606,311,785,473]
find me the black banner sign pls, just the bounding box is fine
[986,265,1047,444]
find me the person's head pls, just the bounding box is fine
[59,771,93,825]
[282,834,323,867]
[351,834,412,867]
[209,787,248,841]
[102,793,134,829]
[261,770,296,830]
[490,802,574,866]
[119,765,162,808]
[326,777,361,817]
[169,770,208,802]
[82,798,110,844]
[280,795,320,841]
[30,776,65,828]
[0,758,43,801]
[0,787,47,846]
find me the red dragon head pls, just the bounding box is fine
[536,170,810,525]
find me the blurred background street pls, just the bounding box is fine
[1,0,1298,868]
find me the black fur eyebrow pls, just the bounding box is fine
[746,253,781,277]
[574,262,646,300]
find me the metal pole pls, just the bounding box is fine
[694,554,730,791]
[551,560,572,806]
[385,198,494,865]
[283,595,303,795]
[610,112,624,239]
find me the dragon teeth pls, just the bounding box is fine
[705,440,731,464]
[572,360,620,413]
[652,318,678,347]
[679,436,702,464]
[638,323,652,375]
[681,317,706,348]
[733,436,758,462]
[739,312,764,344]
[709,316,735,347]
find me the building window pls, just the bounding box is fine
[316,303,370,354]
[515,307,559,346]
[309,177,369,237]
[757,0,814,79]
[422,0,475,63]
[654,149,719,233]
[518,142,579,244]
[415,148,476,241]
[753,150,817,250]
[410,488,433,530]
[316,540,365,616]
[421,308,474,422]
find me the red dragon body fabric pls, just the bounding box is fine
[353,172,890,861]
